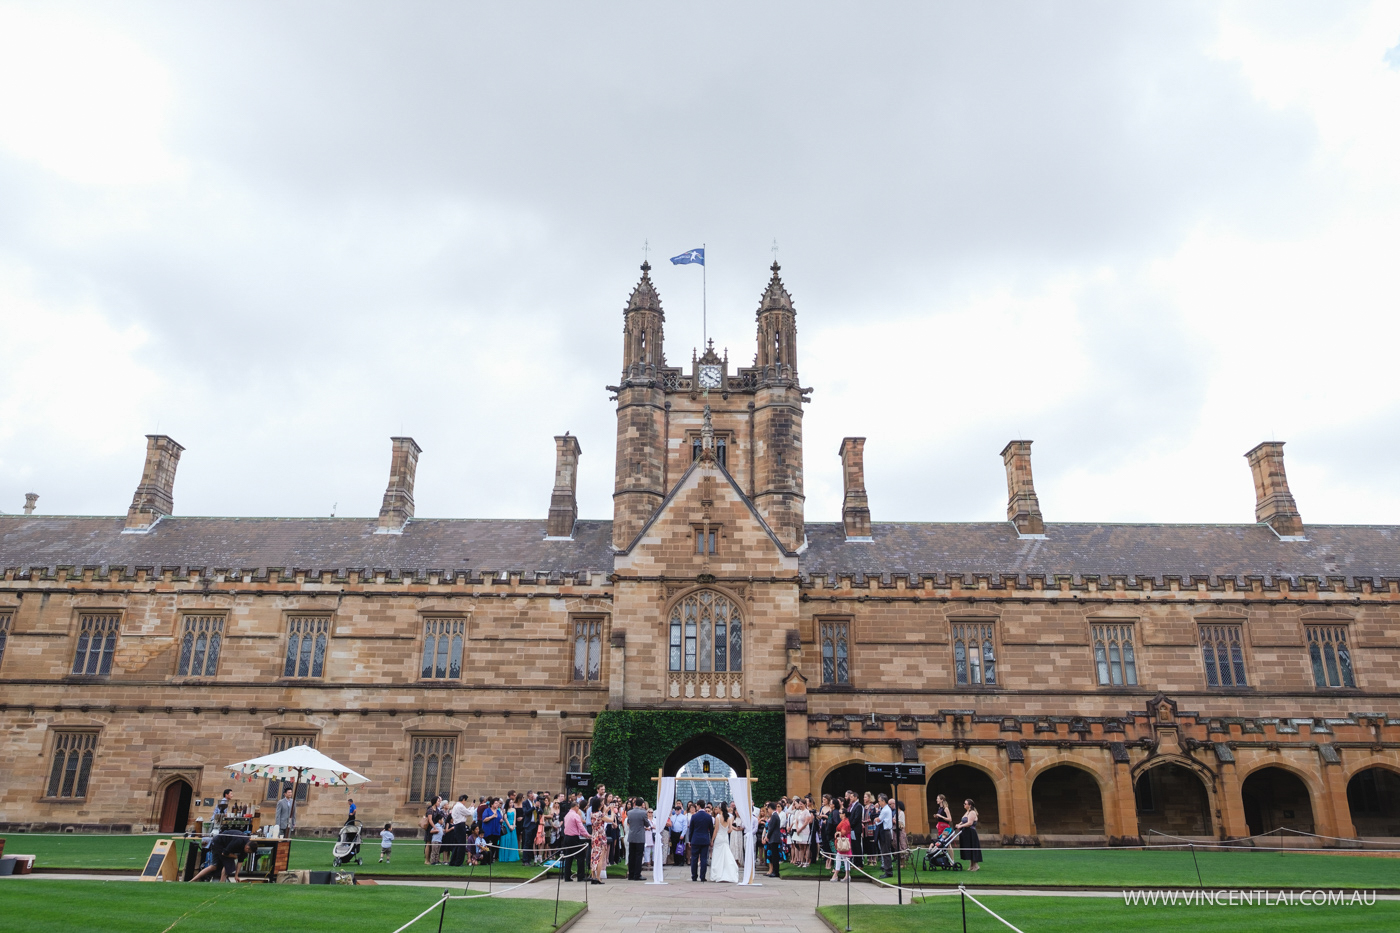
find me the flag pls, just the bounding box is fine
[670,248,704,266]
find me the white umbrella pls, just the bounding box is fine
[225,745,369,836]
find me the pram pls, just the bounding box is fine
[921,825,962,871]
[333,820,364,867]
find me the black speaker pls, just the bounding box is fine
[308,871,334,884]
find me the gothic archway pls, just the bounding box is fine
[1241,766,1315,836]
[662,733,749,778]
[819,760,891,803]
[1134,762,1212,837]
[1032,765,1105,835]
[928,764,1000,835]
[1346,767,1400,837]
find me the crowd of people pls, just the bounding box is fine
[412,785,983,882]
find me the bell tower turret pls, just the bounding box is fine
[750,262,805,549]
[611,262,670,549]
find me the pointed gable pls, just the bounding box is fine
[614,458,798,577]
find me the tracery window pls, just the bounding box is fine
[1307,625,1356,689]
[177,615,224,677]
[0,611,11,672]
[46,731,98,799]
[820,620,850,684]
[421,618,465,680]
[283,616,330,678]
[668,591,742,672]
[71,613,119,676]
[691,435,728,468]
[265,733,316,801]
[1200,623,1247,688]
[408,736,456,803]
[573,618,602,682]
[566,737,592,774]
[952,622,997,686]
[1092,623,1138,686]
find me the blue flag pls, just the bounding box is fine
[670,248,704,266]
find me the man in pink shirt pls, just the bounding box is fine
[562,798,590,882]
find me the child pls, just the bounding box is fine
[379,823,394,863]
[463,827,479,866]
[430,814,445,864]
[348,799,358,824]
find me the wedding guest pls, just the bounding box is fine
[670,803,690,866]
[761,803,783,878]
[957,798,982,872]
[448,795,472,866]
[876,793,894,877]
[830,809,852,882]
[625,797,648,880]
[845,792,864,866]
[520,791,539,865]
[562,798,589,882]
[588,795,608,884]
[790,798,813,868]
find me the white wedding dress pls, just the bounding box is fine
[710,819,740,883]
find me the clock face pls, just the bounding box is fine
[699,364,722,389]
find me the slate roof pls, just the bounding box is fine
[2,516,1397,586]
[800,522,1400,587]
[0,517,615,578]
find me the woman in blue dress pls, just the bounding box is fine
[499,793,520,862]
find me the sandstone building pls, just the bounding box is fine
[1,261,1398,844]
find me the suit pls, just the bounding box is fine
[688,810,714,881]
[763,813,783,876]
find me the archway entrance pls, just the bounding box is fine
[927,764,999,835]
[159,779,193,833]
[1134,763,1212,837]
[1346,768,1400,838]
[1032,766,1104,835]
[662,734,749,778]
[820,762,891,804]
[1241,767,1314,836]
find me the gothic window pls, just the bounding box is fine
[573,618,602,682]
[408,736,456,803]
[668,591,742,673]
[265,733,316,801]
[421,618,465,680]
[176,615,224,677]
[1200,623,1248,688]
[0,611,10,672]
[71,613,119,676]
[1091,623,1138,686]
[283,616,330,678]
[46,731,98,798]
[691,434,728,468]
[952,622,997,686]
[694,525,719,555]
[566,737,592,774]
[1306,625,1356,689]
[820,620,850,685]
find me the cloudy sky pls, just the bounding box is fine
[2,1,1398,529]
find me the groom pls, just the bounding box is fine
[688,801,714,882]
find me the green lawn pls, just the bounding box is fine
[820,894,1400,933]
[0,833,553,879]
[6,833,1398,889]
[0,879,583,933]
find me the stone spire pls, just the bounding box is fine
[755,262,797,377]
[621,261,666,377]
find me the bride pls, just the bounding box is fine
[710,802,742,883]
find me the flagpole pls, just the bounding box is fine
[702,242,707,347]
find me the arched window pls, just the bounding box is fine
[668,591,742,673]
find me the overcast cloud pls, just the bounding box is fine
[2,1,1398,530]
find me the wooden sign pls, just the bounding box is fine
[140,838,179,881]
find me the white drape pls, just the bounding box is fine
[650,777,676,884]
[726,776,757,885]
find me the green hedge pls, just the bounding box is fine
[591,710,786,807]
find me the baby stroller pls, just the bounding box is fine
[333,820,364,867]
[922,825,962,871]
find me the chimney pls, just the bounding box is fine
[1245,442,1303,537]
[547,433,582,539]
[839,437,872,541]
[124,435,184,532]
[376,437,422,534]
[23,493,38,515]
[1001,440,1045,536]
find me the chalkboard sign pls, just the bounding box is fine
[864,763,927,785]
[140,838,178,881]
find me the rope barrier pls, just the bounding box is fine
[960,886,1028,933]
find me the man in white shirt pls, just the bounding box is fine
[669,804,689,866]
[876,794,894,877]
[448,795,472,867]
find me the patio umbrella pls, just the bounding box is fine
[225,745,369,836]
